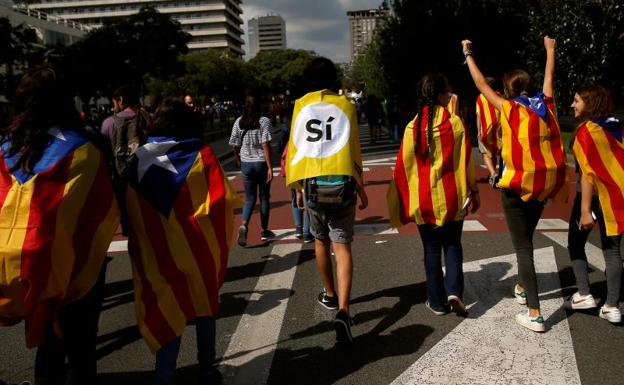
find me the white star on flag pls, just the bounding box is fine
[135,141,179,182]
[48,127,66,141]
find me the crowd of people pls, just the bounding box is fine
[0,35,623,385]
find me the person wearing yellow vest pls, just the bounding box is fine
[286,57,368,344]
[463,36,569,333]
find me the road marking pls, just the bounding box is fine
[463,220,487,232]
[363,156,397,164]
[392,247,581,385]
[107,240,128,252]
[354,223,399,235]
[542,232,605,271]
[536,218,569,230]
[221,243,302,385]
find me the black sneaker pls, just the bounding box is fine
[334,309,354,343]
[302,233,314,244]
[295,225,303,239]
[261,229,276,241]
[317,290,338,310]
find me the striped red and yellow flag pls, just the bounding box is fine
[447,93,459,116]
[476,93,501,157]
[388,106,476,227]
[0,128,119,348]
[498,96,568,202]
[126,138,241,352]
[573,119,624,236]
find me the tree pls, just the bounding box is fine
[523,0,624,106]
[247,49,318,98]
[54,6,190,104]
[0,17,45,100]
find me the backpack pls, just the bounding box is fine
[111,111,146,179]
[304,175,356,209]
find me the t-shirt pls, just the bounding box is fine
[228,116,272,162]
[101,110,136,141]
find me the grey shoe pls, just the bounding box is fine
[237,225,247,247]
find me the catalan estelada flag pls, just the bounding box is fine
[388,106,476,227]
[497,94,568,202]
[0,127,119,348]
[285,90,363,188]
[573,118,624,236]
[126,137,241,352]
[476,93,501,157]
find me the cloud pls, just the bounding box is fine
[241,0,384,63]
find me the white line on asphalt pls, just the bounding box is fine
[463,220,487,231]
[536,218,569,230]
[392,247,581,385]
[542,232,605,271]
[221,243,302,385]
[107,240,128,252]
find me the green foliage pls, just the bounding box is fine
[53,6,189,102]
[523,0,624,106]
[347,35,387,97]
[247,49,317,98]
[147,50,252,102]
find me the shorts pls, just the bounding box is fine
[306,202,356,243]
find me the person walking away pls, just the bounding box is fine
[568,85,623,323]
[125,99,241,384]
[229,93,275,246]
[101,85,151,235]
[462,37,569,332]
[286,57,368,344]
[388,73,480,316]
[0,67,119,385]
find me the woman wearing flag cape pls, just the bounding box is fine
[125,99,240,384]
[462,37,569,332]
[388,73,480,317]
[0,67,119,384]
[568,85,622,323]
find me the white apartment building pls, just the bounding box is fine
[347,7,389,63]
[24,0,245,56]
[248,14,285,59]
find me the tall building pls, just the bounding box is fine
[347,6,389,63]
[248,14,286,59]
[22,0,245,56]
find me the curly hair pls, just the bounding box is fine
[576,84,613,121]
[1,66,82,173]
[414,73,449,157]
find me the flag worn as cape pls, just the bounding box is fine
[388,106,476,227]
[285,90,363,188]
[126,137,241,352]
[476,93,501,157]
[573,118,624,236]
[498,96,568,202]
[447,93,459,116]
[0,127,119,348]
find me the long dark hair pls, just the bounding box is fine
[414,73,449,157]
[1,66,82,173]
[502,69,535,99]
[149,98,201,139]
[239,93,261,131]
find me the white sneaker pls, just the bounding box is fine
[566,292,598,310]
[515,310,545,332]
[599,305,622,323]
[425,301,448,316]
[448,295,468,316]
[514,284,527,305]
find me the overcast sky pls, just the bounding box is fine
[241,0,384,63]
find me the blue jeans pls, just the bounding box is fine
[290,189,310,235]
[241,161,271,230]
[154,316,216,385]
[417,221,464,311]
